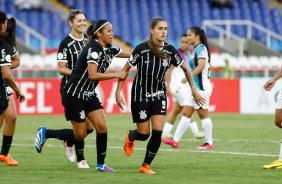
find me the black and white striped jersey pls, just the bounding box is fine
[57,34,88,89]
[64,40,121,101]
[129,42,184,102]
[0,41,12,98]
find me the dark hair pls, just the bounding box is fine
[189,27,211,63]
[5,17,17,55]
[68,9,83,23]
[143,17,170,59]
[86,19,109,43]
[0,11,7,41]
[181,33,188,38]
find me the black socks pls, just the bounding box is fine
[0,135,12,156]
[96,132,107,165]
[143,130,162,165]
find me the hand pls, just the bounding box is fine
[116,93,125,110]
[16,91,25,103]
[192,91,206,106]
[181,78,187,83]
[117,71,128,80]
[264,79,275,91]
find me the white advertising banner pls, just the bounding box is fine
[240,78,282,114]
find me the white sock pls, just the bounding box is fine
[173,116,191,142]
[190,121,199,134]
[279,128,282,161]
[202,118,213,145]
[163,122,174,133]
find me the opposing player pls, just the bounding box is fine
[162,33,204,140]
[35,19,132,172]
[57,9,94,167]
[162,27,214,149]
[115,17,205,174]
[262,69,282,169]
[0,11,25,166]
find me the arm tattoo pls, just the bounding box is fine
[183,67,195,86]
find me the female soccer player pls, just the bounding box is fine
[162,27,214,149]
[162,33,204,141]
[0,11,25,166]
[35,19,132,172]
[0,17,21,166]
[57,9,94,167]
[115,17,205,174]
[262,69,282,169]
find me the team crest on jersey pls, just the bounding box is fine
[162,59,168,66]
[139,110,147,120]
[91,52,99,59]
[80,110,85,119]
[57,53,64,60]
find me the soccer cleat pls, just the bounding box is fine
[77,160,89,168]
[35,126,48,153]
[124,130,134,156]
[194,131,204,139]
[162,131,174,139]
[263,159,282,169]
[96,164,116,172]
[161,137,179,148]
[140,163,156,174]
[62,140,75,163]
[0,154,18,166]
[196,143,214,149]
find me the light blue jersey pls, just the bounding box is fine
[189,44,212,92]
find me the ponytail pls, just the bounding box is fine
[85,19,109,45]
[5,17,17,55]
[190,27,211,63]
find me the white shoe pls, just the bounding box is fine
[194,131,204,139]
[77,160,89,168]
[162,131,173,139]
[62,141,75,163]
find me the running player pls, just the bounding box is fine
[262,69,282,169]
[0,11,25,166]
[162,33,204,140]
[115,17,205,174]
[35,19,132,172]
[57,9,94,167]
[162,27,214,149]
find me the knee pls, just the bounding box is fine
[182,111,191,118]
[274,121,282,128]
[5,114,17,125]
[75,131,87,141]
[139,133,150,141]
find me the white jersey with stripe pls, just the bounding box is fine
[189,43,212,92]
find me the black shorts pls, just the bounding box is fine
[0,95,8,115]
[131,96,167,123]
[62,91,103,123]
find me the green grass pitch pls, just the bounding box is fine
[0,114,281,184]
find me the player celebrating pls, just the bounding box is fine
[262,69,282,169]
[57,9,94,167]
[115,17,205,174]
[0,11,25,166]
[162,33,204,140]
[35,19,132,172]
[162,27,214,149]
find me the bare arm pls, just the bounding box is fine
[264,68,282,91]
[180,63,205,105]
[116,49,134,58]
[182,59,205,83]
[115,62,131,110]
[58,62,72,76]
[2,65,25,103]
[88,63,128,81]
[10,53,20,70]
[166,64,174,96]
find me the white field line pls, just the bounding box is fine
[5,143,279,157]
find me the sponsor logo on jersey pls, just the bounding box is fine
[145,60,151,63]
[5,54,11,63]
[139,110,147,120]
[80,110,85,119]
[67,40,76,47]
[129,54,140,65]
[162,49,172,55]
[87,48,92,59]
[63,48,67,59]
[145,90,164,97]
[91,52,99,59]
[57,53,64,60]
[141,49,150,54]
[174,54,182,65]
[0,49,6,62]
